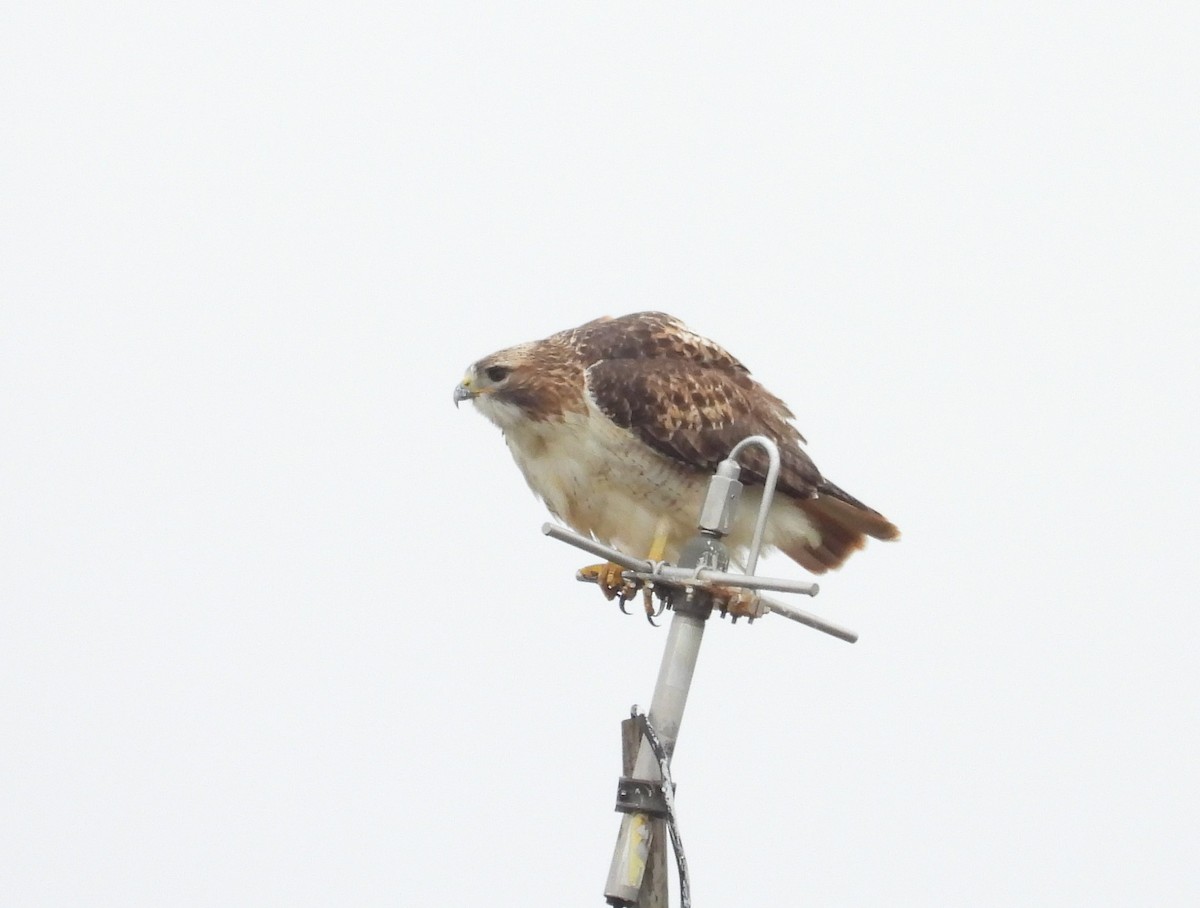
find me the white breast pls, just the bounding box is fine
[474,395,819,564]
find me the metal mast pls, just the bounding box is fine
[546,436,859,905]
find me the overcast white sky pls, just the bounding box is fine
[4,3,1198,905]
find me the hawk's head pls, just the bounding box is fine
[454,339,584,429]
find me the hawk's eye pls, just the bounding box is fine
[485,365,511,383]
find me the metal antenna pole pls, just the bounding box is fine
[603,547,716,906]
[542,436,860,906]
[605,439,778,906]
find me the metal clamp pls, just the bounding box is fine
[615,778,669,818]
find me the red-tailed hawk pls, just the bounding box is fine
[454,312,898,577]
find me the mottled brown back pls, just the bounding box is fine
[574,312,899,549]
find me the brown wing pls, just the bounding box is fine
[567,312,765,386]
[585,357,824,501]
[578,312,899,571]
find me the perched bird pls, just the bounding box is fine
[454,312,898,587]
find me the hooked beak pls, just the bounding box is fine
[453,382,476,408]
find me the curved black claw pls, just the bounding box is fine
[617,589,633,615]
[643,585,669,622]
[645,608,660,627]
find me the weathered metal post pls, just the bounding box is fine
[620,717,667,905]
[603,456,747,905]
[543,436,856,907]
[605,593,713,904]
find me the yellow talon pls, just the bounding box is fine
[577,562,628,600]
[642,522,671,617]
[577,523,674,616]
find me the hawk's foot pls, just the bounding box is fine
[712,585,766,622]
[577,562,634,602]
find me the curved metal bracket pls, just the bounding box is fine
[724,435,781,577]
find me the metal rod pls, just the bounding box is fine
[759,594,859,643]
[613,573,852,641]
[544,523,819,597]
[726,436,781,577]
[541,523,652,572]
[546,521,856,641]
[624,567,819,597]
